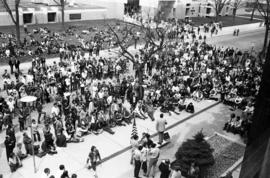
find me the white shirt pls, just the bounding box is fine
[171,170,182,178]
[141,147,148,162]
[149,147,160,159]
[51,106,60,116]
[133,149,141,161]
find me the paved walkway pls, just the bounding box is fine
[1,100,245,178]
[0,99,216,177]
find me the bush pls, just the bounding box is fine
[174,131,215,176]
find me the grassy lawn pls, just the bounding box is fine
[0,19,119,40]
[0,19,140,65]
[237,14,264,20]
[189,15,262,27]
[0,16,262,65]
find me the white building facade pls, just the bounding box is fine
[140,0,234,20]
[0,0,126,26]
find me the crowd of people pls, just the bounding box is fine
[0,12,262,178]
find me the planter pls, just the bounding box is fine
[204,134,245,178]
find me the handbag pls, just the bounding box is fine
[164,132,170,141]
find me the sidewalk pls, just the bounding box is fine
[0,99,220,177]
[202,22,263,38]
[1,100,245,178]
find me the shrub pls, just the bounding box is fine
[174,130,215,176]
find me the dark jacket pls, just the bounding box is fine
[159,161,171,178]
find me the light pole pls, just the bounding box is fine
[20,95,38,173]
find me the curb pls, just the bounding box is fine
[210,132,244,178]
[100,101,221,164]
[214,132,246,147]
[220,157,243,178]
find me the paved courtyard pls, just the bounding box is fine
[0,22,264,178]
[0,99,244,178]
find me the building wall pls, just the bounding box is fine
[139,0,234,19]
[0,11,24,26]
[63,9,108,22]
[0,0,125,26]
[76,0,125,19]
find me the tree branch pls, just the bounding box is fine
[107,24,135,63]
[257,0,267,18]
[53,0,61,5]
[2,0,16,24]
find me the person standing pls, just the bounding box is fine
[4,135,15,161]
[87,146,101,178]
[133,145,143,178]
[236,29,240,36]
[14,58,20,73]
[130,134,140,164]
[159,159,171,178]
[37,101,46,124]
[22,132,32,155]
[8,58,14,74]
[32,119,41,142]
[146,143,160,178]
[156,114,167,145]
[23,24,28,34]
[18,107,26,131]
[141,144,148,176]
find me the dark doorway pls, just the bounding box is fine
[124,0,140,15]
[48,12,56,22]
[23,13,33,24]
[206,8,211,14]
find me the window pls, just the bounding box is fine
[173,8,176,17]
[185,8,190,15]
[69,13,81,20]
[23,13,33,24]
[48,12,56,22]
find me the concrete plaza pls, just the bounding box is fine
[0,21,264,178]
[0,99,245,178]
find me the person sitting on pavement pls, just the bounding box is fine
[186,102,195,113]
[13,143,27,160]
[8,152,22,172]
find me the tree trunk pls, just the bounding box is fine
[215,12,218,21]
[250,4,256,21]
[15,3,20,45]
[262,20,269,55]
[61,1,65,29]
[138,64,144,85]
[233,10,236,25]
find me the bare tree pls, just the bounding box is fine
[53,0,67,29]
[256,0,270,54]
[232,0,244,24]
[212,0,231,20]
[2,0,21,44]
[108,21,166,85]
[250,0,258,20]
